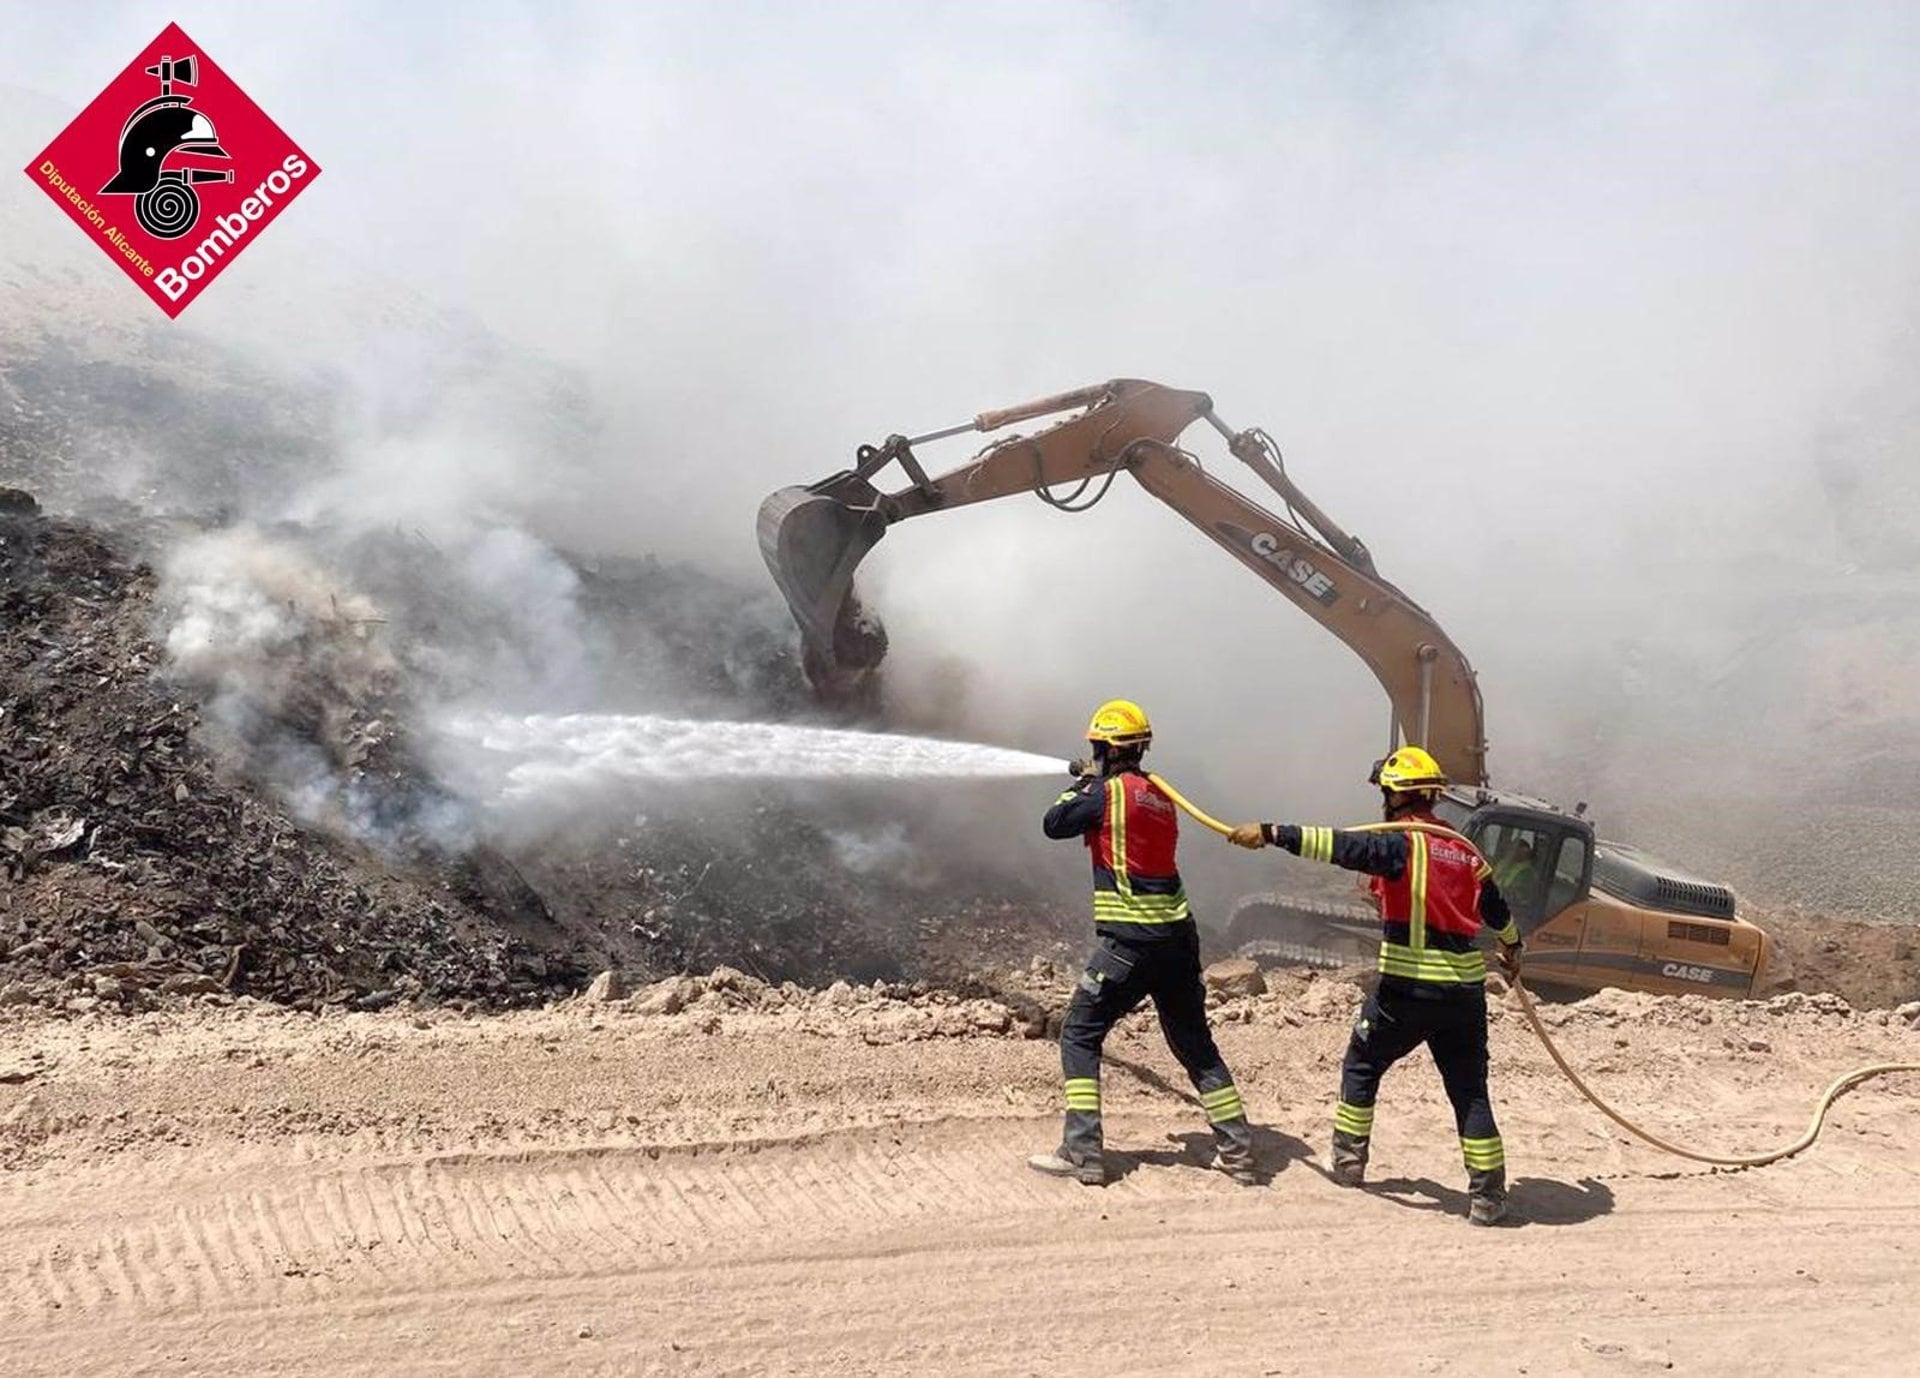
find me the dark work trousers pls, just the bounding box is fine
[1058,925,1252,1166]
[1334,979,1506,1196]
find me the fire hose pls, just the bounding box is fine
[1145,773,1920,1169]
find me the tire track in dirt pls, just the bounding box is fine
[0,1118,1237,1322]
[0,995,1913,1375]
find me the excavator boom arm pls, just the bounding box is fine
[757,378,1488,785]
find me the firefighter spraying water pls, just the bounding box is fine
[1028,700,1257,1187]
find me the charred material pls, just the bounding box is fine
[0,498,584,1009]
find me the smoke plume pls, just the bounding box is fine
[4,1,1919,921]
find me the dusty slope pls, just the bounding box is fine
[0,974,1915,1377]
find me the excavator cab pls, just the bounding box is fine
[1449,795,1764,997]
[1454,803,1592,937]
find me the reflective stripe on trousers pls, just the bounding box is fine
[1461,1135,1505,1170]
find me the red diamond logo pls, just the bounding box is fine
[22,22,321,318]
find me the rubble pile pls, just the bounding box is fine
[584,957,1366,1044]
[1752,903,1920,1010]
[1515,983,1920,1036]
[0,495,587,1010]
[517,809,1073,990]
[0,488,1077,1008]
[605,964,1046,1042]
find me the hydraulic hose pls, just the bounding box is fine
[1145,776,1920,1168]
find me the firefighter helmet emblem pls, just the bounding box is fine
[97,52,232,240]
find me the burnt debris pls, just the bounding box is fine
[0,499,586,1010]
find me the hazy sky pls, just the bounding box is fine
[5,1,1918,820]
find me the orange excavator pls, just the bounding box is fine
[757,379,1769,998]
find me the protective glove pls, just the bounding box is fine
[1228,823,1269,850]
[1495,941,1524,981]
[1067,757,1095,780]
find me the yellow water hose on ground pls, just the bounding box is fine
[1146,773,1920,1168]
[1502,977,1920,1167]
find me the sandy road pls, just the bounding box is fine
[0,981,1915,1376]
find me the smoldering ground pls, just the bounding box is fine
[3,2,1919,947]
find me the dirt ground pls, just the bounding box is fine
[0,972,1915,1377]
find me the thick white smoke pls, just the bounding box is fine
[5,2,1918,914]
[160,527,407,835]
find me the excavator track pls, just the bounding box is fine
[1225,892,1380,970]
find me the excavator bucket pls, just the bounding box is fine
[756,483,891,692]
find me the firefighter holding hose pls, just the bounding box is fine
[1029,700,1258,1187]
[1228,746,1522,1225]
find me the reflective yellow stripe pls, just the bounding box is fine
[1334,1101,1375,1135]
[1492,920,1520,946]
[1370,825,1495,984]
[1092,892,1189,913]
[1408,831,1429,952]
[1200,1085,1245,1123]
[1378,942,1487,984]
[1064,1077,1101,1111]
[1093,891,1191,922]
[1461,1135,1505,1168]
[1299,825,1334,863]
[1094,778,1189,924]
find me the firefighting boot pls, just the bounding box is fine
[1198,1097,1259,1189]
[1029,1108,1105,1185]
[1467,1166,1509,1226]
[1330,1129,1370,1188]
[1209,1111,1259,1186]
[1027,1148,1105,1185]
[1211,1150,1258,1186]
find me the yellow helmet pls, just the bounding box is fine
[1086,698,1153,746]
[1372,745,1447,793]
